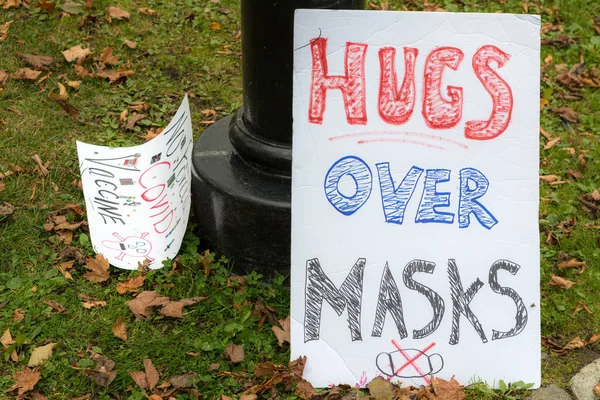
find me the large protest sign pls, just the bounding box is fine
[291,11,540,387]
[77,96,193,270]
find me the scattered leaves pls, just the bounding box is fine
[573,301,592,316]
[108,6,130,21]
[158,297,206,318]
[126,290,170,319]
[28,343,57,367]
[549,275,575,289]
[272,316,290,347]
[112,317,127,341]
[555,106,579,123]
[7,367,41,396]
[116,275,145,294]
[78,293,107,309]
[19,54,53,70]
[83,254,110,283]
[43,300,68,314]
[63,45,92,63]
[0,20,13,42]
[224,344,244,363]
[10,68,43,81]
[98,47,119,66]
[543,137,560,150]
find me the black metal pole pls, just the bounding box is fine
[191,0,365,277]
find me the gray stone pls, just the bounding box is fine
[527,384,572,400]
[570,358,600,400]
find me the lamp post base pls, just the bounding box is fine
[191,115,291,277]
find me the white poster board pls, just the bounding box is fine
[77,96,193,270]
[291,11,540,388]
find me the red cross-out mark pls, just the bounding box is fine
[391,340,437,385]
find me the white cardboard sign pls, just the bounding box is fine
[77,96,193,270]
[291,10,540,388]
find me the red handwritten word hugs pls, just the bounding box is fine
[139,161,174,234]
[309,38,368,125]
[307,39,514,140]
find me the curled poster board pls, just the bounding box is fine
[291,11,540,387]
[77,96,193,270]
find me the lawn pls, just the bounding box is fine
[1,0,600,398]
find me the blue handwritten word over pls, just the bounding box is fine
[323,156,497,229]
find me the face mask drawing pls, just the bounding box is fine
[102,232,155,262]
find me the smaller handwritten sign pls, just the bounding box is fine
[77,96,193,270]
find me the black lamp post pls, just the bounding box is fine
[191,0,365,277]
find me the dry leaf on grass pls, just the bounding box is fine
[78,293,107,309]
[108,6,130,20]
[549,275,575,289]
[138,7,157,15]
[543,137,560,150]
[28,343,57,367]
[43,300,68,314]
[563,337,586,351]
[75,352,117,388]
[94,67,135,84]
[59,246,87,265]
[19,54,53,70]
[10,68,43,81]
[431,376,466,400]
[144,127,163,142]
[84,254,110,283]
[67,81,81,90]
[367,376,393,399]
[0,201,15,222]
[63,45,91,63]
[7,367,41,396]
[573,301,592,316]
[98,47,119,65]
[124,112,146,130]
[129,358,160,390]
[1,329,18,362]
[124,40,137,49]
[0,20,13,42]
[126,290,170,319]
[116,275,145,294]
[36,0,55,12]
[272,316,290,346]
[112,317,127,341]
[294,380,316,400]
[587,333,600,345]
[558,259,586,273]
[14,308,25,322]
[556,106,579,123]
[158,297,206,318]
[224,344,244,363]
[169,372,197,388]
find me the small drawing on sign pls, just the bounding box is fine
[120,178,134,185]
[102,232,155,262]
[151,153,162,164]
[376,341,443,384]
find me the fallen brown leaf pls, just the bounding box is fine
[159,297,206,318]
[74,65,90,78]
[112,317,127,341]
[543,137,560,150]
[125,112,146,130]
[126,290,170,319]
[94,67,135,84]
[558,259,586,270]
[108,6,130,20]
[77,353,116,388]
[31,154,49,176]
[272,316,290,346]
[84,254,110,283]
[549,275,575,289]
[587,333,600,345]
[10,68,43,81]
[43,300,67,314]
[1,329,18,362]
[144,127,163,142]
[7,367,41,395]
[540,175,559,183]
[116,275,145,294]
[59,246,86,264]
[67,81,81,90]
[169,372,197,388]
[594,383,600,398]
[19,54,53,70]
[14,308,24,322]
[563,337,585,351]
[556,106,579,123]
[0,201,15,222]
[568,168,583,180]
[78,293,107,309]
[224,344,244,363]
[541,35,575,46]
[98,47,119,66]
[591,189,600,201]
[572,301,592,316]
[138,7,157,15]
[367,376,394,399]
[36,0,55,12]
[28,343,57,367]
[49,83,69,101]
[144,359,159,390]
[124,39,137,49]
[0,20,13,42]
[63,45,91,63]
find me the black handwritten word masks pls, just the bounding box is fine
[304,258,527,345]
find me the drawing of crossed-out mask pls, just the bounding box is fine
[375,348,444,379]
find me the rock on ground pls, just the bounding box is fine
[570,358,600,400]
[527,384,572,400]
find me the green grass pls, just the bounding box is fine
[1,0,600,398]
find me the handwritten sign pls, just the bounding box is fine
[291,11,540,387]
[77,96,193,270]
